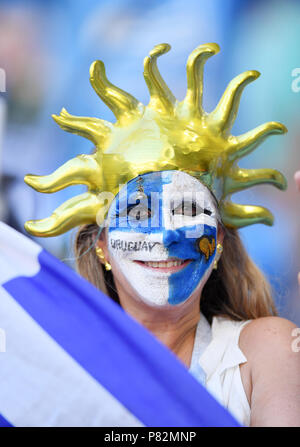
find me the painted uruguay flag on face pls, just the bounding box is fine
[0,221,239,427]
[107,171,219,308]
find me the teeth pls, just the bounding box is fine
[143,260,185,268]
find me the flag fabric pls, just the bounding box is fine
[0,222,240,427]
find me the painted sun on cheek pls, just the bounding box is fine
[198,235,216,261]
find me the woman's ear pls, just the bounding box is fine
[213,223,225,265]
[96,229,110,264]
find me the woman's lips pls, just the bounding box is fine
[133,258,192,273]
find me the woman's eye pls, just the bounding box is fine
[127,205,151,221]
[172,201,212,217]
[172,202,199,216]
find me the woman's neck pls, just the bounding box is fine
[117,286,201,368]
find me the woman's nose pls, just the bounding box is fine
[162,229,182,247]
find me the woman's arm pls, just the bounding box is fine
[240,316,300,427]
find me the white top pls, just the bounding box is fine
[189,313,251,427]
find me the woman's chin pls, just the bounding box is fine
[134,296,188,308]
[130,289,194,309]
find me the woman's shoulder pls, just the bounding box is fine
[238,316,299,378]
[211,314,298,347]
[209,314,299,383]
[203,314,299,368]
[239,316,300,426]
[239,315,298,354]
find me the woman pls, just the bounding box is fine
[24,43,300,427]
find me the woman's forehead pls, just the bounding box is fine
[121,170,214,197]
[106,170,219,228]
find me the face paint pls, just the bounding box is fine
[106,171,219,307]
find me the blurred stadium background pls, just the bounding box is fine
[0,0,300,324]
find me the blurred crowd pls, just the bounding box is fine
[0,0,299,323]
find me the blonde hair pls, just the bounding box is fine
[74,223,277,323]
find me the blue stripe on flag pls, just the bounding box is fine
[3,248,240,427]
[0,413,13,427]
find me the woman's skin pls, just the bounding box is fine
[96,174,300,427]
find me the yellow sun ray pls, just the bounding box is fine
[224,168,287,196]
[90,60,141,123]
[24,154,102,193]
[228,121,287,161]
[178,43,220,118]
[221,201,274,228]
[208,70,260,134]
[24,192,103,237]
[143,43,176,114]
[52,108,111,146]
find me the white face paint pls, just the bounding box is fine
[106,171,219,307]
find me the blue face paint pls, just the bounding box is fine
[107,171,219,307]
[108,171,173,234]
[164,224,216,305]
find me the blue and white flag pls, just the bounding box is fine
[0,222,239,427]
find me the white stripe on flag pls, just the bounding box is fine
[0,222,41,284]
[0,285,142,427]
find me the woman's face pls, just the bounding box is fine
[103,170,220,307]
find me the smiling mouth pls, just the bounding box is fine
[133,258,192,272]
